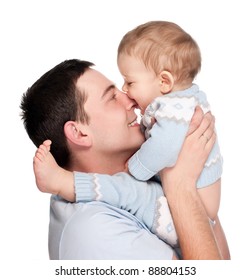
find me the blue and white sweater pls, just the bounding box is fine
[128,84,223,187]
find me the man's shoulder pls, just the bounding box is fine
[50,196,146,234]
[64,200,146,229]
[50,197,173,259]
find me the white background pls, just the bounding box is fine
[0,0,249,276]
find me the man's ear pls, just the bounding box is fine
[159,70,174,94]
[64,121,92,147]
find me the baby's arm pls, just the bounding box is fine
[33,140,75,202]
[33,141,177,245]
[75,171,178,246]
[128,96,193,181]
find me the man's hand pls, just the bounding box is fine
[187,106,204,135]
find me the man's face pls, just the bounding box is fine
[77,69,145,157]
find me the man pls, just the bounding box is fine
[21,59,222,259]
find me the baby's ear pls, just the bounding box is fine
[64,121,92,147]
[159,70,174,94]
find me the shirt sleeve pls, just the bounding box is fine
[128,95,196,181]
[57,201,175,260]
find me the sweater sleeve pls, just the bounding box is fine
[74,172,159,226]
[128,95,196,181]
[74,171,178,246]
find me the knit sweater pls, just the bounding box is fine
[128,84,223,187]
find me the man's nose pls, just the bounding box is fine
[119,91,137,110]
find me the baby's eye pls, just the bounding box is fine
[127,82,133,86]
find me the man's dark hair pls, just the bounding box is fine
[20,59,94,167]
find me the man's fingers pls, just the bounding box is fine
[205,132,216,152]
[199,115,215,141]
[194,112,214,139]
[187,106,203,135]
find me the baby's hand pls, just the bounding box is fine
[150,117,156,126]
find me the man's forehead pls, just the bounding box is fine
[76,68,112,95]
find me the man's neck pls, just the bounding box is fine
[69,151,130,175]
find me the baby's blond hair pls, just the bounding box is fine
[118,21,201,86]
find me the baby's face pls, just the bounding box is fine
[118,54,162,114]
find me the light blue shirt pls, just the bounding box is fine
[49,196,175,259]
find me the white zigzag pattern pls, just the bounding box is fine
[154,96,196,122]
[93,174,102,200]
[205,154,222,168]
[155,196,178,246]
[144,96,211,129]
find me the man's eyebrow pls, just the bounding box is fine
[101,84,116,99]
